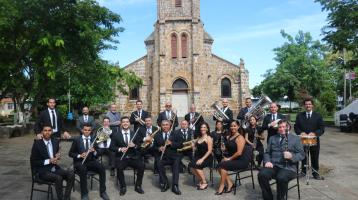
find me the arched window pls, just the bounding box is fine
[221,78,231,98]
[129,87,139,100]
[171,33,178,59]
[181,33,188,58]
[175,0,182,7]
[172,78,188,91]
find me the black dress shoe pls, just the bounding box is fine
[119,187,126,196]
[172,185,181,195]
[100,192,110,200]
[160,183,169,192]
[313,174,324,180]
[135,186,145,194]
[110,168,115,176]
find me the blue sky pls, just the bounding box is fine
[97,0,327,88]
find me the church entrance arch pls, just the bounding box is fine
[172,78,189,117]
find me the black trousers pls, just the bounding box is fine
[39,167,74,200]
[116,157,144,188]
[157,156,181,186]
[98,148,116,169]
[74,160,106,196]
[301,142,320,175]
[258,166,296,200]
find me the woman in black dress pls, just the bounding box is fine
[215,120,252,195]
[211,121,226,163]
[245,115,265,167]
[189,122,213,190]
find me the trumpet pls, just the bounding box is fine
[141,127,161,148]
[133,112,145,126]
[177,139,198,152]
[82,126,111,164]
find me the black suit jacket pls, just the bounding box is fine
[76,115,96,134]
[237,107,251,121]
[262,113,286,140]
[130,110,150,131]
[174,128,195,141]
[68,136,98,164]
[139,125,159,141]
[153,130,185,159]
[294,111,325,138]
[157,110,179,128]
[213,107,233,129]
[34,109,66,137]
[30,138,60,174]
[110,129,142,159]
[184,112,204,134]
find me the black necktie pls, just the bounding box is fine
[51,110,56,130]
[85,138,89,151]
[164,133,168,141]
[124,132,129,145]
[183,130,187,140]
[307,113,311,119]
[272,114,276,121]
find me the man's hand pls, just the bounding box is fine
[145,136,153,143]
[36,133,43,140]
[159,146,165,152]
[128,142,135,148]
[265,162,273,168]
[63,131,71,139]
[89,147,96,153]
[270,121,278,128]
[301,132,308,137]
[217,117,223,122]
[121,147,128,153]
[308,132,316,137]
[165,140,172,146]
[55,152,61,160]
[283,151,293,160]
[80,152,86,158]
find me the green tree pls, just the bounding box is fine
[0,0,142,119]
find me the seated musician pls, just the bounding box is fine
[258,120,304,200]
[245,115,265,167]
[140,117,159,172]
[110,116,145,196]
[30,124,75,200]
[211,120,226,163]
[96,117,116,176]
[188,122,213,190]
[68,123,110,200]
[216,120,252,195]
[174,120,195,173]
[153,120,184,195]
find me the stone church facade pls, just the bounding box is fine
[116,0,250,117]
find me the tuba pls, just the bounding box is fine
[242,95,272,128]
[211,101,230,121]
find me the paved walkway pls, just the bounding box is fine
[0,124,357,200]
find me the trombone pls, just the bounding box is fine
[189,113,202,130]
[120,128,141,161]
[160,111,177,160]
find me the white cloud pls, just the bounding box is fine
[215,13,327,43]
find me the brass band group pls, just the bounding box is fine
[30,96,325,200]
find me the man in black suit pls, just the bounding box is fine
[154,120,185,195]
[97,117,116,176]
[237,97,253,124]
[184,104,204,137]
[175,120,195,173]
[34,98,71,139]
[157,102,179,129]
[140,117,159,164]
[213,98,233,131]
[76,106,96,135]
[30,125,74,200]
[258,120,305,200]
[262,102,285,143]
[110,116,145,196]
[294,98,325,180]
[130,100,149,132]
[68,124,110,200]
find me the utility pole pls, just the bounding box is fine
[343,49,347,107]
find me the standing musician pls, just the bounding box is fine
[157,102,179,128]
[245,115,265,167]
[140,117,159,172]
[130,100,149,132]
[211,121,227,163]
[188,122,213,190]
[96,117,116,176]
[262,102,285,143]
[34,98,71,139]
[110,116,145,196]
[237,97,254,123]
[106,104,121,134]
[215,121,252,195]
[213,98,233,131]
[76,106,96,135]
[153,120,184,195]
[258,120,305,200]
[175,120,195,173]
[294,98,325,180]
[30,125,74,200]
[68,124,110,200]
[184,104,204,137]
